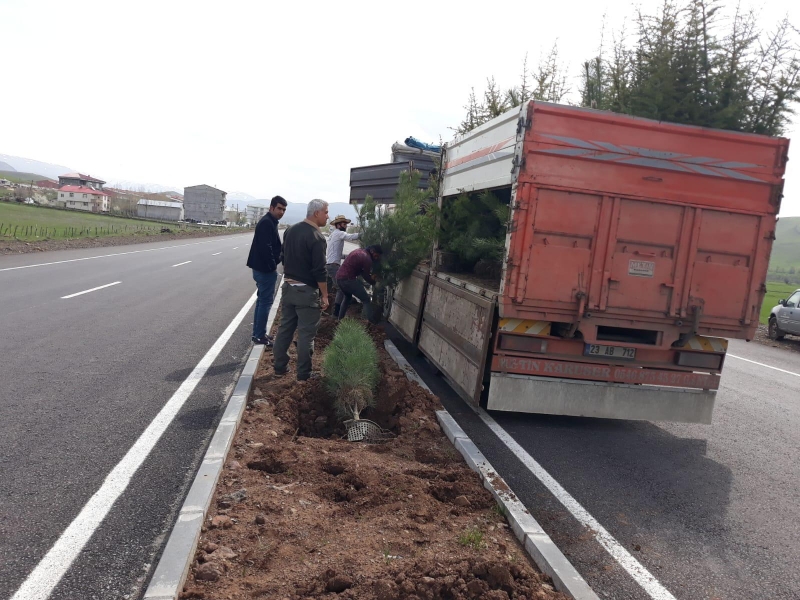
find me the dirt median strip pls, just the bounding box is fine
[162,309,579,600]
[142,305,595,599]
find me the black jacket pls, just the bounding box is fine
[246,212,282,273]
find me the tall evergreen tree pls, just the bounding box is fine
[577,0,800,135]
[456,1,799,136]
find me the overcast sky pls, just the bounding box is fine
[1,0,798,215]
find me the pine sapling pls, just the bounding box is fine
[322,319,380,421]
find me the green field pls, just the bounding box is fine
[0,201,195,241]
[760,282,798,325]
[0,170,54,184]
[769,216,800,272]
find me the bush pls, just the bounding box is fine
[440,190,509,272]
[322,319,380,421]
[357,170,439,293]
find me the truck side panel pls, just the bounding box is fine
[388,267,429,344]
[417,275,496,404]
[441,106,521,197]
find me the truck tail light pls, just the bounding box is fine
[676,352,723,371]
[499,333,548,353]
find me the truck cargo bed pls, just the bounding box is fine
[443,101,788,345]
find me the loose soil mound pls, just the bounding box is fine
[183,315,565,599]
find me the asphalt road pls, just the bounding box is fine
[4,232,797,599]
[0,233,259,600]
[389,332,800,600]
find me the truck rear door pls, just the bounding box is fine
[501,102,787,342]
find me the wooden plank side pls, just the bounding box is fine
[418,323,481,403]
[418,277,496,404]
[390,304,419,344]
[389,268,429,344]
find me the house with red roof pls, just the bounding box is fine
[57,172,109,212]
[35,180,60,190]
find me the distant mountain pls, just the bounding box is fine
[0,161,16,172]
[227,191,257,204]
[769,216,800,271]
[0,153,73,180]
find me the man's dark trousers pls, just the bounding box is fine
[273,283,322,380]
[337,278,375,322]
[252,270,278,340]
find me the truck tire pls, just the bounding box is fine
[768,317,786,341]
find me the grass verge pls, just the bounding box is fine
[0,201,205,241]
[760,282,798,324]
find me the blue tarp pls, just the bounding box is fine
[404,136,441,154]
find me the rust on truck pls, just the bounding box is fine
[390,100,788,422]
[502,102,788,346]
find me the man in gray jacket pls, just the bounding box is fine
[325,214,360,316]
[272,199,330,381]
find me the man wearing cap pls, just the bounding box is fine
[325,214,360,316]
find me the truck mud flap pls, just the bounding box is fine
[418,275,497,405]
[389,268,429,345]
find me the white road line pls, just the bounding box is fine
[212,252,222,256]
[0,238,238,273]
[473,407,676,600]
[232,246,239,250]
[172,261,192,268]
[10,290,258,600]
[728,354,800,377]
[60,281,121,299]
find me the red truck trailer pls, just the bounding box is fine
[389,101,789,424]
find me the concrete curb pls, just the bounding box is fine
[384,339,600,600]
[143,277,283,600]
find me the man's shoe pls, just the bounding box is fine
[297,372,320,382]
[273,368,288,377]
[253,336,273,346]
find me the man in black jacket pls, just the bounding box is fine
[246,196,287,345]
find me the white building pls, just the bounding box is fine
[137,199,184,221]
[224,208,244,224]
[58,186,110,212]
[57,172,109,212]
[246,204,268,224]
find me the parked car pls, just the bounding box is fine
[769,289,800,339]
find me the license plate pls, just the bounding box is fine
[584,344,636,360]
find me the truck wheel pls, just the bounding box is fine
[769,317,785,341]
